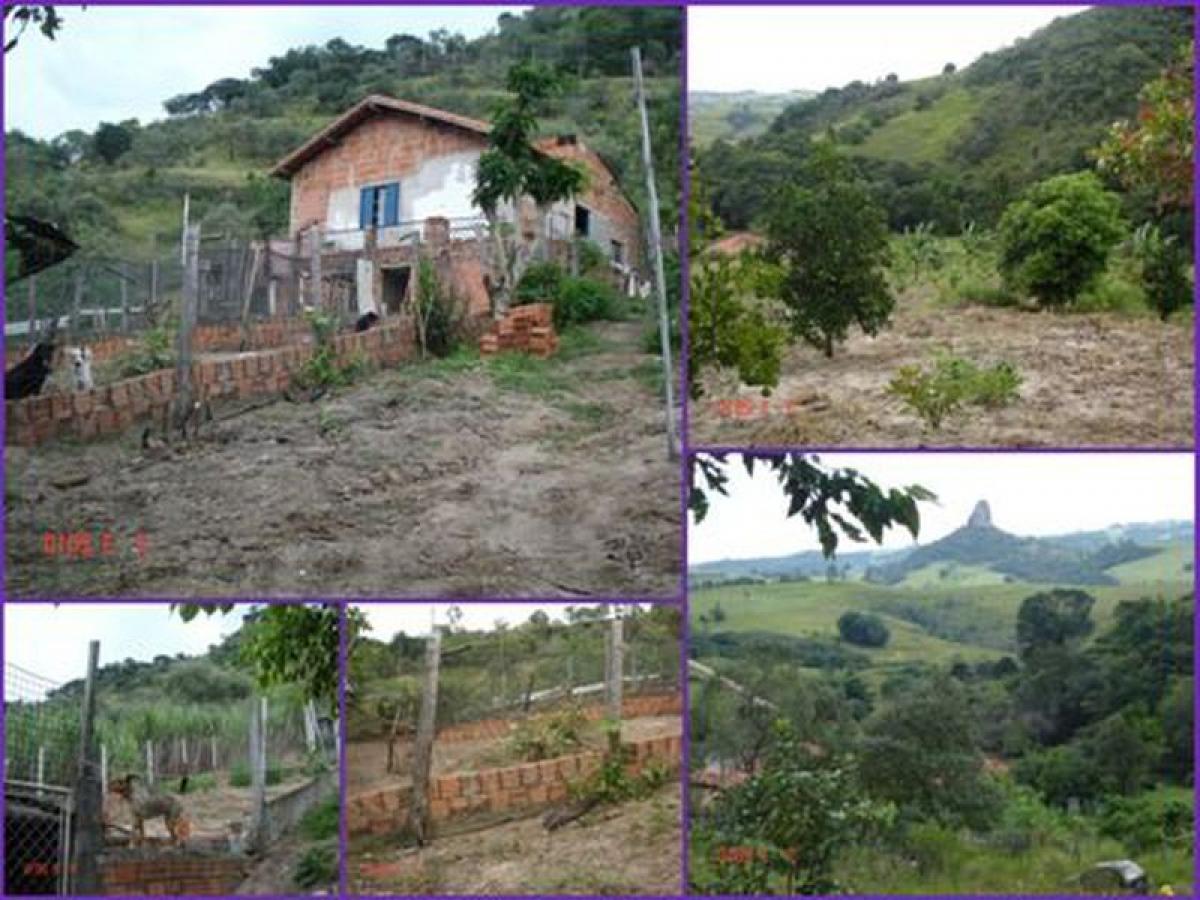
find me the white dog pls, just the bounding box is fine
[68,347,94,391]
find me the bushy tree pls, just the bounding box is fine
[695,720,892,895]
[859,676,1001,828]
[765,146,894,356]
[92,122,133,165]
[1132,224,1192,321]
[1015,589,1096,658]
[837,610,890,648]
[997,172,1126,306]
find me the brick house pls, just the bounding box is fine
[270,94,643,319]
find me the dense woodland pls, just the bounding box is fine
[5,7,681,275]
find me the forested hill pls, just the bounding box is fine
[5,7,681,262]
[699,5,1191,233]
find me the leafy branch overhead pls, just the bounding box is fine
[689,452,936,557]
[173,603,360,714]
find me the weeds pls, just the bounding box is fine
[116,320,175,377]
[510,704,587,761]
[888,353,1022,429]
[293,842,338,889]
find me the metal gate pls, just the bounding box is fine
[4,780,74,895]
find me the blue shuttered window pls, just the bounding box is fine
[359,183,401,229]
[383,183,400,227]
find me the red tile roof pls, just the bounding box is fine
[270,94,491,178]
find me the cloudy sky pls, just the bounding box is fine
[4,5,523,139]
[689,5,1090,93]
[4,603,250,697]
[690,453,1194,565]
[358,602,642,641]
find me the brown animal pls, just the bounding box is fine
[108,774,190,847]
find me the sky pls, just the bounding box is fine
[689,5,1091,93]
[4,603,250,697]
[358,602,640,640]
[689,453,1194,565]
[4,5,524,139]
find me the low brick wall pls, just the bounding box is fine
[348,732,682,837]
[6,318,416,446]
[100,850,250,896]
[436,691,682,744]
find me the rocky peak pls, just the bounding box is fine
[966,500,993,529]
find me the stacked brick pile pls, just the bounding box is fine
[478,303,559,358]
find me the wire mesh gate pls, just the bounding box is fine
[5,781,74,895]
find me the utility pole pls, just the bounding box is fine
[632,46,679,460]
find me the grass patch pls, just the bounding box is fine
[293,841,338,890]
[559,400,615,426]
[297,794,340,841]
[486,353,574,397]
[398,346,481,381]
[888,353,1021,429]
[556,325,612,360]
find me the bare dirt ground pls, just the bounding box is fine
[348,782,681,895]
[348,713,682,793]
[6,321,681,597]
[691,297,1193,448]
[103,771,310,842]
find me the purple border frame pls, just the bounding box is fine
[0,1,1197,899]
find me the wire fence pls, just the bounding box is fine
[353,611,681,740]
[4,662,78,896]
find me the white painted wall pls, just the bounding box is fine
[406,150,481,222]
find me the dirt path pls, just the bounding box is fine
[690,300,1193,447]
[348,783,681,895]
[6,321,681,597]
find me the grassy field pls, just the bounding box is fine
[853,85,982,164]
[1108,542,1194,585]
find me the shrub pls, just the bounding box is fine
[297,795,339,841]
[1099,792,1192,851]
[837,611,890,648]
[997,172,1126,307]
[230,759,283,788]
[514,264,620,328]
[116,322,175,377]
[414,259,467,357]
[510,703,587,761]
[1132,223,1192,321]
[888,353,1021,429]
[292,842,337,889]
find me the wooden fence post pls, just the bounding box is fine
[71,268,84,343]
[172,224,200,435]
[407,628,441,844]
[149,258,159,325]
[309,227,323,310]
[120,264,130,334]
[73,640,102,895]
[248,696,268,851]
[100,744,108,798]
[607,617,624,721]
[146,740,155,786]
[26,276,36,349]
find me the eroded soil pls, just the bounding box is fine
[6,322,681,597]
[348,782,681,895]
[690,299,1193,448]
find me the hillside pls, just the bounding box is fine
[4,7,681,283]
[691,510,1193,587]
[689,90,814,146]
[698,5,1192,232]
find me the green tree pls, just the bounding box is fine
[1095,40,1193,213]
[765,146,894,357]
[695,720,892,895]
[837,611,890,648]
[997,172,1126,306]
[473,61,586,317]
[1016,589,1096,658]
[859,676,1001,828]
[92,122,133,165]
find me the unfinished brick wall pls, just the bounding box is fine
[479,303,558,357]
[6,319,416,446]
[100,852,250,896]
[347,732,682,837]
[436,692,682,745]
